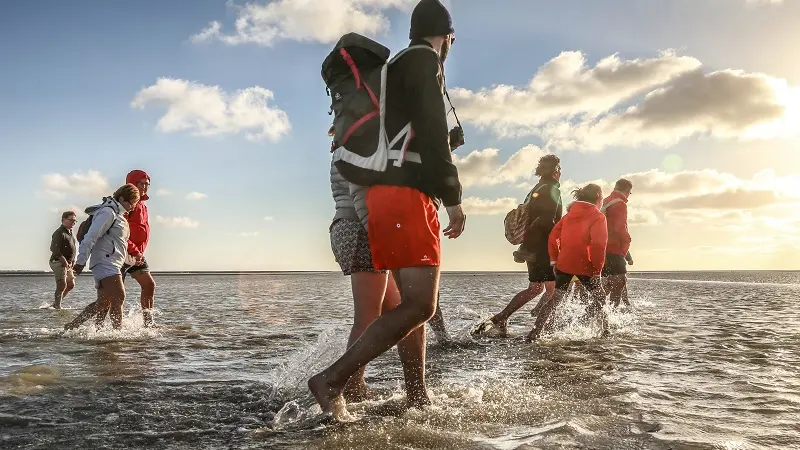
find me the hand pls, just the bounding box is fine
[448,126,465,151]
[443,205,466,239]
[73,264,85,275]
[625,254,634,265]
[135,255,145,265]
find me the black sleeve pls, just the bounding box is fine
[403,50,462,207]
[50,230,62,257]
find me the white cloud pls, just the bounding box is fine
[186,191,208,200]
[154,216,199,228]
[264,216,275,221]
[451,50,800,150]
[131,78,291,142]
[461,197,517,215]
[155,189,171,197]
[39,170,109,200]
[191,0,415,47]
[239,231,261,237]
[453,145,547,188]
[49,206,88,220]
[545,69,795,150]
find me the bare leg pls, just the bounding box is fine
[607,274,626,308]
[309,266,439,417]
[392,271,430,408]
[474,283,543,337]
[64,299,104,330]
[53,279,67,309]
[342,271,388,402]
[103,275,126,329]
[131,271,156,327]
[526,287,566,342]
[427,293,450,343]
[586,284,609,337]
[621,279,630,307]
[529,281,556,317]
[65,275,124,330]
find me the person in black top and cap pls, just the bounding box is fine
[310,0,464,419]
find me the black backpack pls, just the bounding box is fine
[322,33,438,186]
[76,201,111,244]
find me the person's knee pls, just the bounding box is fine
[65,280,75,291]
[415,301,437,323]
[137,274,156,294]
[56,279,66,290]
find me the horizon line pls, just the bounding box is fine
[1,269,798,277]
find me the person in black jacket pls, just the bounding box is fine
[310,0,465,419]
[473,155,563,337]
[49,211,78,309]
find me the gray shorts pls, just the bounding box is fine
[330,219,384,276]
[91,262,122,288]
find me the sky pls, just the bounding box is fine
[1,0,799,272]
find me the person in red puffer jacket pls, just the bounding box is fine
[526,184,609,342]
[123,170,156,327]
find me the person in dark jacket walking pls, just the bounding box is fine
[309,0,465,419]
[49,211,78,309]
[472,155,563,337]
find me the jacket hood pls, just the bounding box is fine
[85,197,124,215]
[126,170,150,201]
[566,201,600,218]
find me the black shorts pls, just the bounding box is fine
[602,254,627,276]
[122,258,150,281]
[527,261,556,283]
[554,269,602,292]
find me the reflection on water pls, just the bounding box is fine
[1,271,799,449]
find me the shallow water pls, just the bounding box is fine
[1,271,799,449]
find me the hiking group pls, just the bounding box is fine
[45,0,636,421]
[314,0,636,419]
[49,170,157,330]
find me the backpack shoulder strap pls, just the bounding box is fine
[388,45,437,65]
[601,198,623,214]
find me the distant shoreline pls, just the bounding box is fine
[1,269,797,277]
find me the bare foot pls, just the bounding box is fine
[524,329,540,343]
[470,317,507,338]
[406,390,432,410]
[308,373,349,420]
[63,322,76,331]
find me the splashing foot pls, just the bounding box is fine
[308,373,350,421]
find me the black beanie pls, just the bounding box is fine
[409,0,454,40]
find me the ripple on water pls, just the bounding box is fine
[1,272,799,449]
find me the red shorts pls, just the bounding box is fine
[366,185,441,271]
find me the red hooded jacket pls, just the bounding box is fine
[548,201,608,276]
[602,190,631,256]
[125,170,150,257]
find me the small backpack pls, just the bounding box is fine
[322,33,438,186]
[504,184,549,245]
[76,200,111,244]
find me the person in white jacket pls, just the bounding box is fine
[65,184,140,331]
